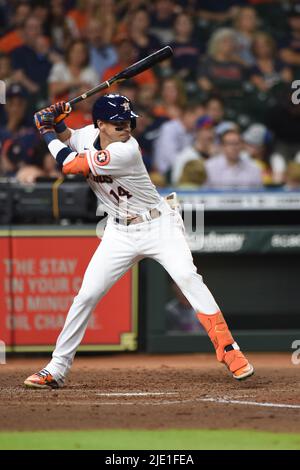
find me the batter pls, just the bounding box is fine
[24,94,254,388]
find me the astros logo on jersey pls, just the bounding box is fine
[93,149,110,167]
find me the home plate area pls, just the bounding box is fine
[0,353,300,433]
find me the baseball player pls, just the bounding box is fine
[24,94,254,389]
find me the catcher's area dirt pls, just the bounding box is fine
[0,353,300,433]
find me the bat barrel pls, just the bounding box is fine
[67,46,173,107]
[115,46,173,81]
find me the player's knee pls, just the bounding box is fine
[173,272,193,290]
[173,270,203,290]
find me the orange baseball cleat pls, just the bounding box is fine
[222,347,254,381]
[24,369,59,389]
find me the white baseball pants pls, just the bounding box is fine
[45,200,220,384]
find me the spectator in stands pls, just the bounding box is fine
[242,123,286,185]
[0,0,9,35]
[197,1,246,25]
[215,121,240,144]
[0,53,13,87]
[284,162,300,190]
[127,8,162,61]
[117,81,138,105]
[171,116,217,184]
[205,129,263,189]
[0,1,31,54]
[153,77,187,120]
[48,39,98,102]
[48,0,78,52]
[0,53,12,125]
[197,28,246,100]
[170,12,202,82]
[10,16,52,100]
[68,0,117,36]
[233,6,259,66]
[279,3,300,70]
[133,107,168,172]
[149,170,167,188]
[67,0,97,34]
[64,85,94,130]
[204,95,225,124]
[166,282,203,332]
[267,80,300,161]
[102,38,157,93]
[153,103,204,178]
[116,0,149,18]
[15,139,61,183]
[86,18,117,80]
[32,1,49,28]
[14,139,62,183]
[249,32,293,93]
[177,159,207,189]
[149,0,177,45]
[0,83,33,131]
[0,83,39,177]
[136,85,157,112]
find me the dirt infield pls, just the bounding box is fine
[0,353,300,433]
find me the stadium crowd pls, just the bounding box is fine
[1,0,300,189]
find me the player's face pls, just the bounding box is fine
[98,120,131,143]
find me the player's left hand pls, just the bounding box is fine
[50,101,72,123]
[34,109,55,135]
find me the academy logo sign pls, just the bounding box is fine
[271,234,300,248]
[193,232,246,253]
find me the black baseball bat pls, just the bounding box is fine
[68,46,173,107]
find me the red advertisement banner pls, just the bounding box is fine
[0,236,12,347]
[0,232,136,351]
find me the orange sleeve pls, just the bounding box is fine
[0,30,23,53]
[62,153,90,177]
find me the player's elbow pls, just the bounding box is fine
[62,152,90,177]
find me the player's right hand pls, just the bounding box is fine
[50,101,72,123]
[34,109,55,135]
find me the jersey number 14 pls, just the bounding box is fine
[110,186,133,202]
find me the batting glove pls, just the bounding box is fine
[34,109,55,135]
[50,101,72,123]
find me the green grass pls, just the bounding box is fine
[0,429,299,450]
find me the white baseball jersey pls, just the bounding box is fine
[67,124,161,219]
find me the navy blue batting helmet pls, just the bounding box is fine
[92,94,139,129]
